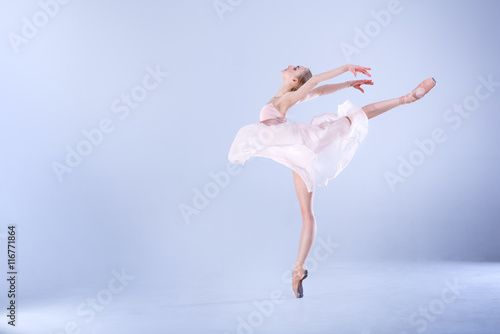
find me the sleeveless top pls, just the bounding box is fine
[259,103,287,126]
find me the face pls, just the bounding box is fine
[281,65,309,83]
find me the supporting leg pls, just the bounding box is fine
[292,170,317,270]
[291,170,315,298]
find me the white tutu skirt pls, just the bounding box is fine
[228,100,369,192]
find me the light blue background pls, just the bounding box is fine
[0,0,499,333]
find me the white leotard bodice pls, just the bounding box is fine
[259,103,287,125]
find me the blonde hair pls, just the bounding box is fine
[291,68,313,92]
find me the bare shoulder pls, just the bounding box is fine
[270,93,295,115]
[275,78,319,114]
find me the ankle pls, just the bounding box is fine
[293,261,304,270]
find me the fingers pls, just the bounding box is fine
[351,64,373,78]
[357,66,372,77]
[352,79,373,93]
[354,70,369,77]
[355,80,374,85]
[360,70,371,77]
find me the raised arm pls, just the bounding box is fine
[313,64,350,84]
[278,64,372,109]
[298,81,353,103]
[298,79,374,103]
[314,64,371,84]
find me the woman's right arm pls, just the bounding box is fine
[277,64,371,111]
[312,64,372,84]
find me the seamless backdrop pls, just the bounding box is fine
[1,0,499,333]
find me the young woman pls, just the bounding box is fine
[228,64,436,298]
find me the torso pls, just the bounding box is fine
[265,94,291,116]
[260,92,298,125]
[260,100,287,125]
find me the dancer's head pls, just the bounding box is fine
[281,65,312,91]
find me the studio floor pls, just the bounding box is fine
[11,260,500,334]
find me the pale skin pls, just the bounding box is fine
[267,63,424,273]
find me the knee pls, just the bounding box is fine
[302,213,316,225]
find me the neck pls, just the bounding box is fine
[274,82,295,98]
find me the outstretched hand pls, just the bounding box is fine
[347,64,372,77]
[351,79,374,93]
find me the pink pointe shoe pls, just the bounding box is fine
[402,77,437,104]
[292,267,308,298]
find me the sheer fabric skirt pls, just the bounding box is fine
[228,100,369,192]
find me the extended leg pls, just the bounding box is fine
[362,97,405,119]
[362,78,437,119]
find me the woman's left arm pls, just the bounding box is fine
[298,79,374,103]
[278,65,371,110]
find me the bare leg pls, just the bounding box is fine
[362,78,437,119]
[362,96,405,119]
[292,170,317,270]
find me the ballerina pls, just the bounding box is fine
[228,63,436,298]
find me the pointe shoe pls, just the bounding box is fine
[292,267,308,298]
[402,77,437,104]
